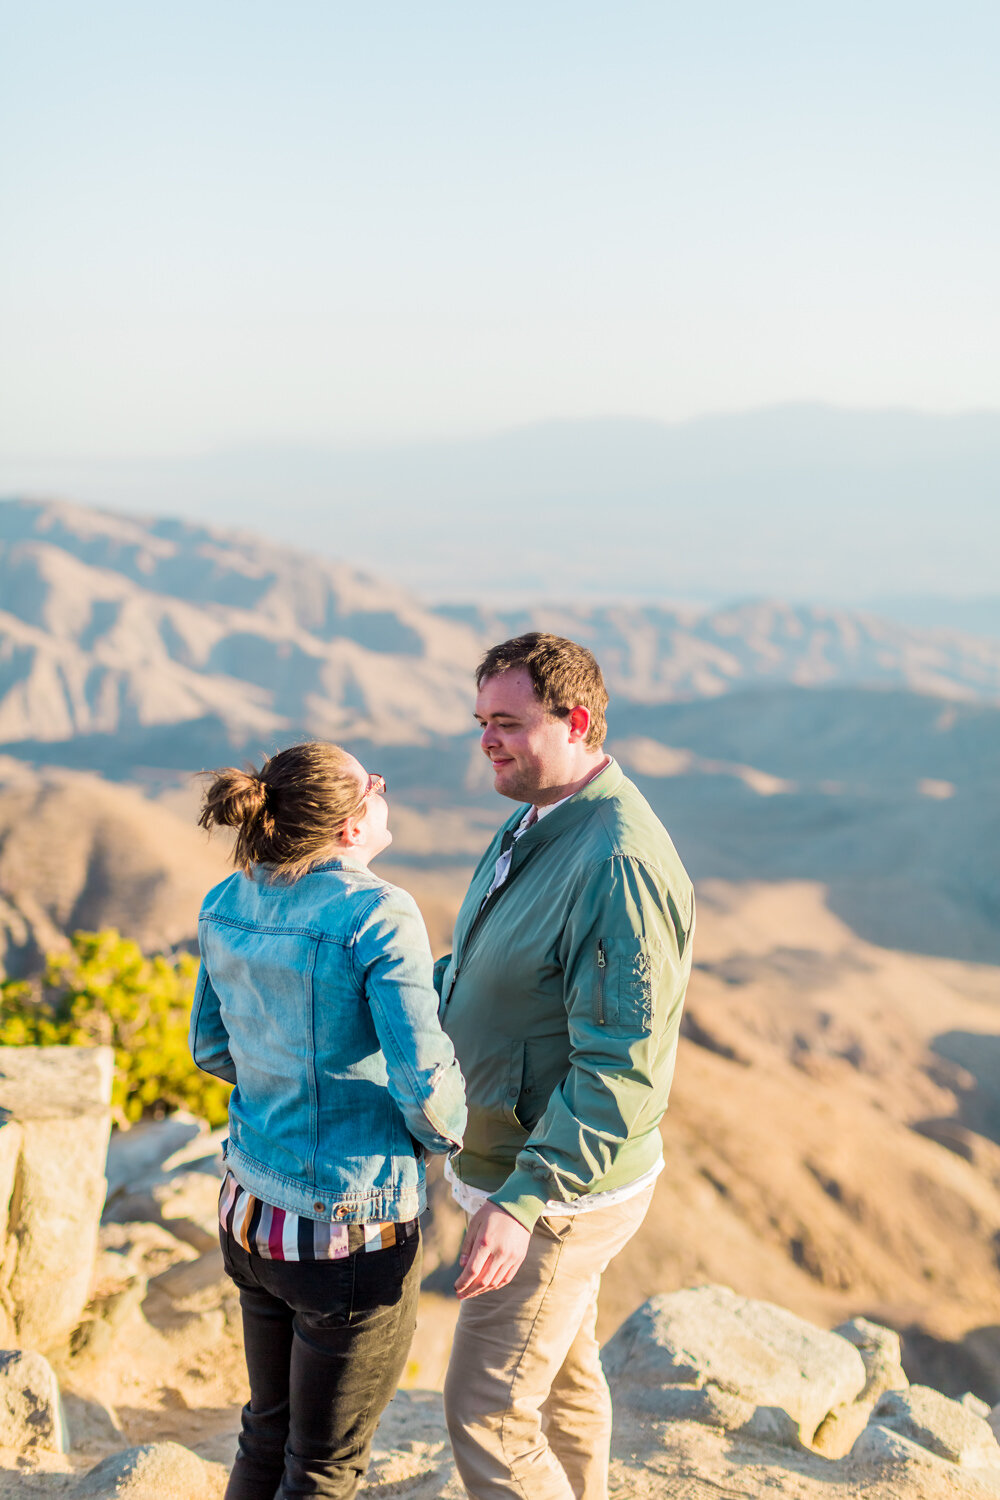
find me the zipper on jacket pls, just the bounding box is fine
[443,836,540,1010]
[444,879,515,1007]
[596,940,607,1025]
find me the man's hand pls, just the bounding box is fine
[454,1202,532,1299]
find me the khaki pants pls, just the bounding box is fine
[443,1185,654,1500]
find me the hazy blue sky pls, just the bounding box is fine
[2,2,998,460]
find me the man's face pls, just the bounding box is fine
[474,669,577,804]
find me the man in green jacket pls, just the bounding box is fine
[437,632,695,1500]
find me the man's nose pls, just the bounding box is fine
[481,724,499,751]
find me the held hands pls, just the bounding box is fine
[454,1202,532,1299]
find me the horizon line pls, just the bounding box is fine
[3,398,1000,468]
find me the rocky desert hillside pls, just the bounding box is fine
[3,494,1000,762]
[2,493,1000,1492]
[357,686,1000,963]
[0,497,479,751]
[3,493,998,970]
[0,758,232,976]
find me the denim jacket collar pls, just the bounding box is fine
[249,855,369,883]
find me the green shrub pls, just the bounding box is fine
[0,929,231,1127]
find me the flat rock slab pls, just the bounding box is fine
[0,1047,113,1123]
[603,1284,866,1442]
[148,1248,226,1301]
[851,1421,955,1470]
[870,1386,1000,1468]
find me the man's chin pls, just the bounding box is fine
[493,767,533,802]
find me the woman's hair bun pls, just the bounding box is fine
[197,741,362,880]
[199,767,268,832]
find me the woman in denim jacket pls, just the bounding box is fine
[191,741,466,1500]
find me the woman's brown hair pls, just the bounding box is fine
[198,741,366,880]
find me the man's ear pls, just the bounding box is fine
[567,706,591,742]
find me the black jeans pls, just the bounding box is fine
[220,1222,421,1500]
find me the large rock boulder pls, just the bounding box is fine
[70,1249,149,1362]
[103,1112,206,1201]
[602,1284,866,1444]
[0,1045,113,1351]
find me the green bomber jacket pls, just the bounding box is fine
[436,758,694,1231]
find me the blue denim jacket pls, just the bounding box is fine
[191,858,466,1223]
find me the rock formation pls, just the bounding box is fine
[2,1081,1000,1497]
[601,1284,868,1446]
[0,1047,113,1350]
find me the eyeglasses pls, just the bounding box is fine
[344,771,386,826]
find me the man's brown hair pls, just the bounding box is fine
[476,632,608,749]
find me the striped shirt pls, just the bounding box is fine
[219,1171,419,1261]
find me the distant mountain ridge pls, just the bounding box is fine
[0,497,480,747]
[2,497,1000,761]
[5,404,999,598]
[438,600,1000,703]
[866,594,1000,641]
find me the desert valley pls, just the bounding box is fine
[2,494,1000,1497]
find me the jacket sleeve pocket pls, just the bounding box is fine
[595,938,659,1032]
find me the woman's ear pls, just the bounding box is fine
[339,812,366,847]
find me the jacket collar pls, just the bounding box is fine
[499,757,623,848]
[307,856,369,874]
[251,855,368,882]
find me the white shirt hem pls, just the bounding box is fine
[444,1152,664,1219]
